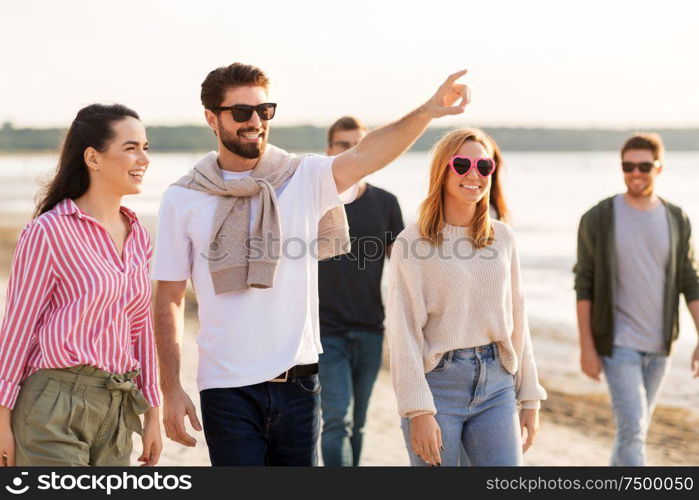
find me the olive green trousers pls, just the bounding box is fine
[11,364,150,466]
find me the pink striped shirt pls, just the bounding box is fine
[0,198,159,409]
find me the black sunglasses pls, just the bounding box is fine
[213,103,277,123]
[621,161,660,173]
[330,141,356,150]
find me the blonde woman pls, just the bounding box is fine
[387,128,546,466]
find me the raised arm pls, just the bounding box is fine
[332,70,470,193]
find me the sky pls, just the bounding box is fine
[1,0,698,128]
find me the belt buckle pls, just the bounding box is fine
[269,370,289,383]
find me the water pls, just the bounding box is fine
[1,150,698,350]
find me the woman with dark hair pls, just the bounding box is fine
[387,128,545,466]
[0,104,162,466]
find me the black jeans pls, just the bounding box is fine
[200,375,321,466]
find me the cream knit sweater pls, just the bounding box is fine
[386,221,547,418]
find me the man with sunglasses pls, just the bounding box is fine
[152,62,469,466]
[317,116,404,466]
[574,133,699,466]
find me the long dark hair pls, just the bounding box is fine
[34,103,140,218]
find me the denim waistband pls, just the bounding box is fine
[444,342,499,361]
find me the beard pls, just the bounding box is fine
[219,125,267,159]
[626,177,653,197]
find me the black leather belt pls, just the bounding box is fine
[269,363,319,383]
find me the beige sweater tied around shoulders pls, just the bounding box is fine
[172,145,351,294]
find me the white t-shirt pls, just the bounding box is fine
[152,154,357,391]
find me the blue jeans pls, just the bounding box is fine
[401,343,522,466]
[199,375,321,466]
[601,345,670,466]
[318,332,383,466]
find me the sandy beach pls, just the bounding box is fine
[0,221,697,466]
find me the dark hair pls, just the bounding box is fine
[200,62,270,110]
[327,115,367,145]
[620,133,665,162]
[34,103,140,218]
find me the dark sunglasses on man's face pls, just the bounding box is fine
[213,103,277,123]
[330,141,357,151]
[621,161,660,173]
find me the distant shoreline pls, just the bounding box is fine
[3,124,699,153]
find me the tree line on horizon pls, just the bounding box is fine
[1,122,698,153]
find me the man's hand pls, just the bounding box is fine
[692,343,699,378]
[162,387,202,447]
[580,344,603,381]
[332,69,471,193]
[420,69,470,118]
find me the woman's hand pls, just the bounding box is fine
[519,408,539,453]
[0,407,15,466]
[138,407,162,466]
[409,414,442,466]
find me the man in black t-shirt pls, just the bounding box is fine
[318,116,405,466]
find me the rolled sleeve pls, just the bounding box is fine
[0,380,21,410]
[131,302,160,407]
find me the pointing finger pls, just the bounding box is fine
[445,69,468,85]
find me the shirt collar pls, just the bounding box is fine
[55,198,139,226]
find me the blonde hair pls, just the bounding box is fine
[418,128,506,249]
